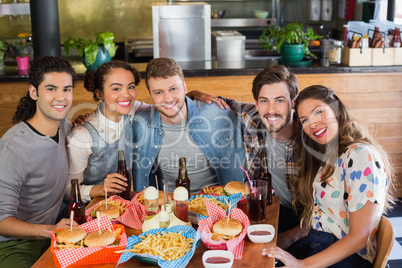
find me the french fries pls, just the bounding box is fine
[201,186,224,195]
[116,231,193,261]
[188,195,228,216]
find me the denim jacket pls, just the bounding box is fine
[131,97,246,190]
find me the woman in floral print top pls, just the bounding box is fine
[262,85,394,268]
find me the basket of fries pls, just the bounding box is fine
[188,193,242,224]
[85,195,143,229]
[50,216,127,267]
[197,198,250,259]
[200,185,225,195]
[117,225,200,268]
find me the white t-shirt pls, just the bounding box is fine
[65,100,149,202]
[312,143,388,262]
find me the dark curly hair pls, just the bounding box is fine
[84,61,141,101]
[12,56,77,124]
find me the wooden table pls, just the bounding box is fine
[33,194,279,267]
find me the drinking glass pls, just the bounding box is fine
[245,180,268,223]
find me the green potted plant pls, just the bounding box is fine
[13,32,31,72]
[0,40,10,70]
[63,31,117,70]
[259,22,322,64]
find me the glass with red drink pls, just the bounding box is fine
[245,180,267,223]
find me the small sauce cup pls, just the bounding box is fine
[202,250,234,268]
[247,224,275,243]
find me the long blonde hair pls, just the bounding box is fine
[292,85,395,228]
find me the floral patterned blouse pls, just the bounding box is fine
[312,143,388,263]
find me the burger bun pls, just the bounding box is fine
[212,218,243,238]
[84,230,116,247]
[94,203,120,220]
[56,227,87,244]
[224,181,245,196]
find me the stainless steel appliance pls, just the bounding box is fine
[152,2,211,62]
[212,30,245,61]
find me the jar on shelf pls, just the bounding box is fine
[328,40,343,65]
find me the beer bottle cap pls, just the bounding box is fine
[144,186,159,200]
[174,186,188,201]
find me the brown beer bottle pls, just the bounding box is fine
[258,152,272,205]
[117,150,131,200]
[68,179,86,224]
[175,157,190,199]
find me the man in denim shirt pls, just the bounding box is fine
[131,58,245,192]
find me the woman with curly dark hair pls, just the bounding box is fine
[262,85,394,267]
[65,61,149,203]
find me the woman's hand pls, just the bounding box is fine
[262,246,304,268]
[187,90,229,110]
[103,173,128,195]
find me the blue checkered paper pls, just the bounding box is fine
[189,193,242,221]
[117,225,201,268]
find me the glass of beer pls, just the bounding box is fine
[245,180,268,224]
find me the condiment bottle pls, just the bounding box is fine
[175,157,190,199]
[371,26,380,47]
[341,24,350,46]
[144,186,160,220]
[328,40,343,65]
[68,179,86,224]
[117,150,131,200]
[174,186,189,222]
[392,27,401,48]
[258,152,273,205]
[159,210,170,228]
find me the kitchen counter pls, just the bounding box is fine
[1,59,402,82]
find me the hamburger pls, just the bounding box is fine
[211,218,243,241]
[224,181,245,196]
[56,227,87,249]
[84,230,117,247]
[91,203,121,220]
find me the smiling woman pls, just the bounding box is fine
[63,61,150,210]
[265,85,397,268]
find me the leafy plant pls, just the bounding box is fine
[63,31,116,66]
[0,40,9,61]
[14,32,31,57]
[259,22,322,58]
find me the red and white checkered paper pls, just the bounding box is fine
[85,195,143,229]
[197,198,250,259]
[131,190,146,223]
[50,215,127,268]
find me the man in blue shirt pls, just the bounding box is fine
[131,58,245,192]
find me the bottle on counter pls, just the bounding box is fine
[329,40,343,65]
[392,27,401,48]
[175,157,190,199]
[341,24,350,46]
[144,186,160,220]
[69,179,86,224]
[258,152,273,205]
[370,26,380,47]
[174,186,189,222]
[117,150,131,200]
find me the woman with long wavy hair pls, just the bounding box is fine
[262,85,394,267]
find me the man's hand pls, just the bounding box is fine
[187,90,229,110]
[72,113,91,127]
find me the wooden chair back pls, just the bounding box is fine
[372,216,395,268]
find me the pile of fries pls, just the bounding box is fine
[201,186,224,195]
[188,195,228,216]
[118,231,193,261]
